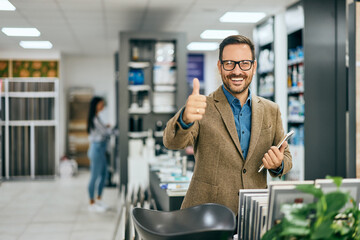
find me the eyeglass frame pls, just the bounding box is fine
[220,60,255,71]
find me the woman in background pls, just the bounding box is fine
[87,96,113,212]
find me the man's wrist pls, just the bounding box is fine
[178,109,194,129]
[270,161,284,175]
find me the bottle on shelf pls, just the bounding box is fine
[144,129,155,162]
[291,65,298,88]
[288,66,292,88]
[132,46,139,61]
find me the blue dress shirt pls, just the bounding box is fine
[222,86,252,159]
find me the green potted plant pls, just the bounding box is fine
[262,176,360,240]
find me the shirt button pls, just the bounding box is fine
[240,113,242,116]
[243,169,246,174]
[242,131,244,134]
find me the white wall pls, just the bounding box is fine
[61,55,115,157]
[204,51,222,95]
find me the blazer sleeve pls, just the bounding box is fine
[163,106,199,150]
[268,105,293,177]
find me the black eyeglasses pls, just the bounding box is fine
[221,60,254,71]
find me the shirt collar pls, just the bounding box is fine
[222,85,252,107]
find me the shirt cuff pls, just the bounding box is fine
[178,108,194,129]
[270,161,284,175]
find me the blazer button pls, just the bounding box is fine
[243,169,246,174]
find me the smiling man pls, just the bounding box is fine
[163,35,292,214]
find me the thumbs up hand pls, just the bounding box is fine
[182,78,207,124]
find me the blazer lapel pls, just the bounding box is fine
[246,95,264,161]
[213,87,244,159]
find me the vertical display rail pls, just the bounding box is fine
[54,79,59,176]
[30,123,35,179]
[4,79,9,179]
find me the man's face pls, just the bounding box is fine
[217,44,257,97]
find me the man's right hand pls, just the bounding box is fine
[182,78,207,124]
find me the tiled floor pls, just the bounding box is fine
[0,170,119,240]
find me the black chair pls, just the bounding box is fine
[132,203,236,240]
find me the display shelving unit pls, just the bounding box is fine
[67,87,93,167]
[254,17,275,101]
[0,78,59,179]
[285,3,305,181]
[118,32,187,187]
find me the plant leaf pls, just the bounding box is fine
[296,184,323,198]
[311,218,334,239]
[325,192,349,214]
[280,226,310,236]
[325,175,343,188]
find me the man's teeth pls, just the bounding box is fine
[232,77,244,81]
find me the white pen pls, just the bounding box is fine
[257,130,295,173]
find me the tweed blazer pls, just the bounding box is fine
[163,86,292,213]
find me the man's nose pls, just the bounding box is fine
[233,63,243,73]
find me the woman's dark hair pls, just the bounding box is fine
[219,35,255,61]
[87,96,104,133]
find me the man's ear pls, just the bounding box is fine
[253,60,257,73]
[217,60,222,74]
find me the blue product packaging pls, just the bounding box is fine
[129,68,144,85]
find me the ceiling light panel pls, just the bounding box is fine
[220,12,266,23]
[187,42,219,51]
[2,28,41,37]
[200,30,239,39]
[0,0,16,11]
[19,41,53,49]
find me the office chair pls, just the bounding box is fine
[132,203,236,240]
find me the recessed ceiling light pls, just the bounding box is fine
[2,28,41,37]
[19,41,53,49]
[187,42,218,51]
[220,12,266,23]
[200,30,239,39]
[0,0,16,11]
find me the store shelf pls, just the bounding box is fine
[0,120,57,126]
[128,85,151,92]
[154,85,176,92]
[258,68,275,75]
[128,61,151,69]
[128,107,151,114]
[153,107,177,114]
[288,116,305,124]
[154,131,164,138]
[153,62,176,67]
[288,86,304,94]
[8,92,57,98]
[287,58,304,66]
[128,131,148,138]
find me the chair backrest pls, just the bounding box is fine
[132,203,236,240]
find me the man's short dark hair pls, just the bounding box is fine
[219,35,255,61]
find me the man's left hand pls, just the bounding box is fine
[261,141,287,170]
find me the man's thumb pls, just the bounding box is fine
[192,78,200,95]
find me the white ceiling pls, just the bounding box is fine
[0,0,298,56]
